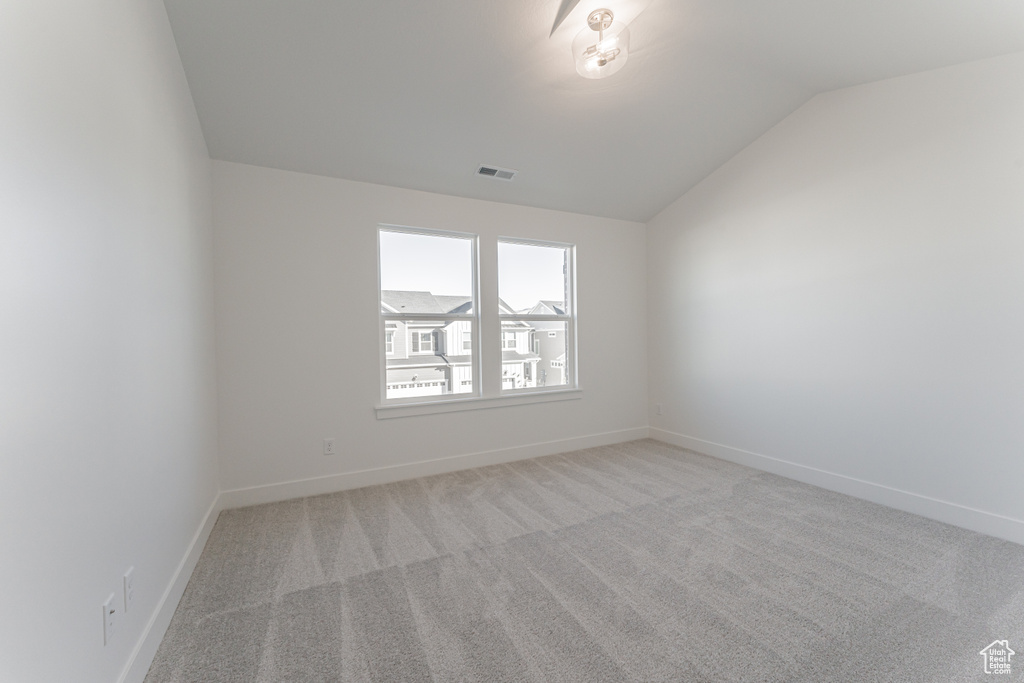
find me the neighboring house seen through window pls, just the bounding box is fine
[497,239,575,392]
[379,227,476,401]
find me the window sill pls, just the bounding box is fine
[375,388,582,420]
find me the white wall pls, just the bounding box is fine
[648,52,1024,542]
[213,161,648,495]
[0,2,218,681]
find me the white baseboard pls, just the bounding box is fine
[220,427,651,509]
[120,494,223,683]
[650,428,1024,547]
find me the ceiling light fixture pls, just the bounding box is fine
[573,8,630,79]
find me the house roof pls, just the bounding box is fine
[383,291,565,337]
[540,301,566,315]
[499,298,526,316]
[381,290,471,315]
[381,290,443,314]
[527,301,566,315]
[433,295,473,314]
[381,290,549,319]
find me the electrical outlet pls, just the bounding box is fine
[656,403,663,416]
[323,438,336,455]
[123,567,135,613]
[102,594,117,645]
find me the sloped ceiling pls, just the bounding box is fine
[163,0,1024,222]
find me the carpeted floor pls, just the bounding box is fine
[145,439,1024,682]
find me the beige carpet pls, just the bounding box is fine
[145,439,1024,682]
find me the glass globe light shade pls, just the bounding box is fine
[572,12,630,79]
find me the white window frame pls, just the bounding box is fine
[377,227,581,418]
[409,329,435,355]
[378,225,480,406]
[497,237,578,396]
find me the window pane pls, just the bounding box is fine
[385,320,474,399]
[531,320,568,387]
[380,231,474,314]
[498,320,568,390]
[498,242,567,314]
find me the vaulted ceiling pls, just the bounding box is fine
[163,0,1024,222]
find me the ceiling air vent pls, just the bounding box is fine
[477,165,517,181]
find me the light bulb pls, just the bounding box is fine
[572,10,630,79]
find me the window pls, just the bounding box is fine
[410,330,434,354]
[378,226,576,410]
[379,227,477,401]
[498,239,576,392]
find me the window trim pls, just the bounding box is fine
[501,330,518,350]
[409,329,435,355]
[376,387,582,419]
